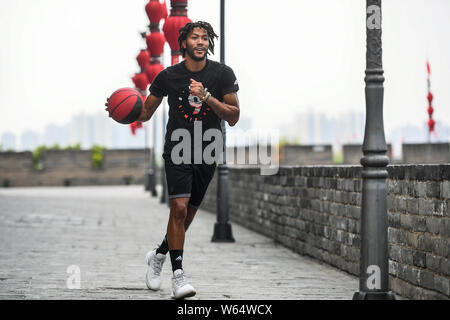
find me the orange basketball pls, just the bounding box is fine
[105,88,143,124]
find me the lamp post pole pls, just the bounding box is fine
[160,103,169,205]
[212,0,234,242]
[151,112,158,197]
[353,0,395,300]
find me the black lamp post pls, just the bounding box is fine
[150,112,158,197]
[160,104,169,206]
[353,0,395,300]
[212,0,235,243]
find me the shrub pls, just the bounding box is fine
[32,145,47,170]
[91,144,105,169]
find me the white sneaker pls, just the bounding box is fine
[171,269,196,299]
[145,249,166,291]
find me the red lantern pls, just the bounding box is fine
[146,32,166,57]
[145,63,164,83]
[136,49,150,68]
[163,1,191,65]
[163,16,191,64]
[146,0,166,24]
[428,118,435,132]
[426,61,436,135]
[132,72,150,91]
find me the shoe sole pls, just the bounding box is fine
[171,290,196,300]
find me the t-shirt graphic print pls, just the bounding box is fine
[149,59,239,163]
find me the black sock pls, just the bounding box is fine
[169,249,183,272]
[156,234,169,255]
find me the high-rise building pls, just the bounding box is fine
[1,132,16,151]
[42,124,69,147]
[279,110,365,146]
[20,130,41,151]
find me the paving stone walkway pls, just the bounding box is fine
[0,186,359,300]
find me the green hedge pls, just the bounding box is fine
[32,143,81,170]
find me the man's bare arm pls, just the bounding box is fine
[137,94,163,122]
[189,78,240,127]
[204,92,240,127]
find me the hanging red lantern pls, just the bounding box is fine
[136,49,150,68]
[163,16,191,64]
[132,72,150,91]
[163,0,191,65]
[146,0,165,24]
[145,63,164,83]
[428,118,435,132]
[426,61,436,136]
[146,32,166,57]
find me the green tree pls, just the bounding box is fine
[32,145,47,170]
[91,144,105,169]
[64,143,81,150]
[292,138,301,146]
[333,152,343,164]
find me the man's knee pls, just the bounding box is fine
[170,199,188,221]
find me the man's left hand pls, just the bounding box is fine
[189,78,206,98]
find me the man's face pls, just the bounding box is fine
[183,27,209,61]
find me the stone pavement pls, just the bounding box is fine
[0,186,359,300]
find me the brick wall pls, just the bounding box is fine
[281,145,333,165]
[402,143,450,164]
[201,164,450,300]
[0,149,154,187]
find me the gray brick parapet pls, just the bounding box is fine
[0,149,154,187]
[402,143,450,164]
[202,164,450,300]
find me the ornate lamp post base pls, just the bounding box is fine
[212,163,235,242]
[145,170,150,191]
[147,169,157,196]
[211,223,235,242]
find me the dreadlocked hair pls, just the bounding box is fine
[178,21,218,57]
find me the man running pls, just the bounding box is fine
[137,21,240,299]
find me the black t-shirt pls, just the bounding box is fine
[149,59,239,163]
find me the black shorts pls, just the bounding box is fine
[164,160,217,209]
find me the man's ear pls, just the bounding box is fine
[182,39,186,50]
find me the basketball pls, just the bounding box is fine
[105,88,143,124]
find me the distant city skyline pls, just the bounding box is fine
[1,110,448,157]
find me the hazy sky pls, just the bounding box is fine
[1,0,449,141]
